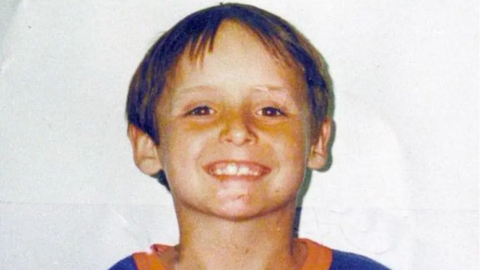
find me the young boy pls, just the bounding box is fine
[110,3,389,270]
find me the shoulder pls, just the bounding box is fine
[330,249,391,270]
[298,238,390,270]
[107,244,172,270]
[108,255,137,270]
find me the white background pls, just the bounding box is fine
[0,0,478,269]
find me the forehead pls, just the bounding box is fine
[166,21,306,95]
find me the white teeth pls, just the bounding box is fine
[225,163,238,175]
[238,166,250,175]
[211,163,261,176]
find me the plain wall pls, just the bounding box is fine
[0,0,478,269]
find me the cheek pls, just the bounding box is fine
[160,121,214,171]
[269,122,310,159]
[275,130,309,192]
[158,128,206,196]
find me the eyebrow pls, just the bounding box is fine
[174,84,292,95]
[169,84,300,114]
[251,85,295,106]
[173,85,219,96]
[252,85,290,92]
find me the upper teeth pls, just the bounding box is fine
[212,163,260,176]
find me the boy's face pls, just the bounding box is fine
[131,22,330,221]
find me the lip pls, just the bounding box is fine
[203,160,272,181]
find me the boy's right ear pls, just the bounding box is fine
[127,124,162,175]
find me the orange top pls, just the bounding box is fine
[132,238,332,270]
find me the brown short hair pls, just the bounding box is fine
[126,3,332,144]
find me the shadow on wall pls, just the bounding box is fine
[294,116,336,237]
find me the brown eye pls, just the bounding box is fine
[258,107,286,117]
[187,106,215,116]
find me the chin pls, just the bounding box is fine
[210,198,296,222]
[212,205,265,222]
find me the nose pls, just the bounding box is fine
[219,111,257,146]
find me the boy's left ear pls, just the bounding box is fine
[307,118,332,169]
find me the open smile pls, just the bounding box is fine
[204,160,271,179]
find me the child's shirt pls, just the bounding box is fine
[108,238,390,270]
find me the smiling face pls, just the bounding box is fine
[130,21,330,221]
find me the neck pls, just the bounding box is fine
[170,202,306,270]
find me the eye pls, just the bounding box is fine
[257,107,286,117]
[186,106,215,116]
